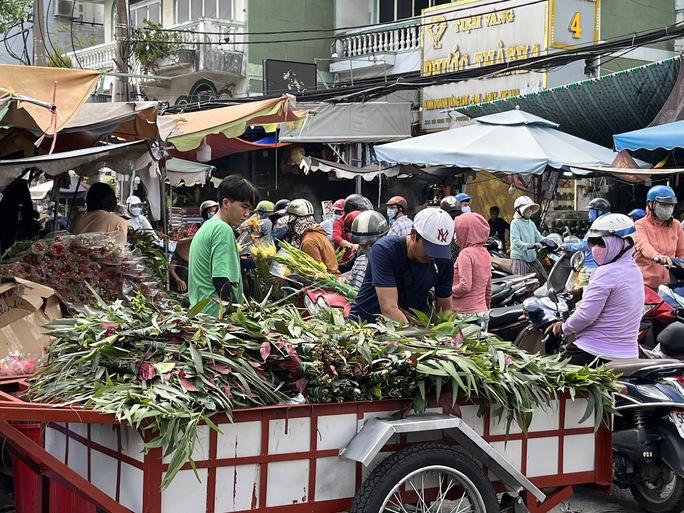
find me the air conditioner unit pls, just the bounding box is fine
[55,0,74,17]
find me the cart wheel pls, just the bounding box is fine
[350,442,499,513]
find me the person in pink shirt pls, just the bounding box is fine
[635,185,684,290]
[452,212,492,329]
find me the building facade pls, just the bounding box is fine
[0,0,104,66]
[328,0,678,129]
[66,0,334,104]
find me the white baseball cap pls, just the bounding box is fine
[126,195,142,206]
[413,207,454,259]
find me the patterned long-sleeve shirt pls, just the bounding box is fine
[347,252,368,291]
[387,215,413,237]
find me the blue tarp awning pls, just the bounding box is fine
[613,119,684,152]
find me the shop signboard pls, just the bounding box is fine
[420,0,600,131]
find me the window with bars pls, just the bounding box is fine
[130,0,161,26]
[174,0,232,23]
[379,0,451,23]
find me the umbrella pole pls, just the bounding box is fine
[68,175,82,226]
[160,158,170,292]
[51,178,60,232]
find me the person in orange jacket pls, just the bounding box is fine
[635,185,684,290]
[286,199,340,275]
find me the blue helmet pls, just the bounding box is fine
[455,192,471,202]
[628,208,646,221]
[647,185,677,205]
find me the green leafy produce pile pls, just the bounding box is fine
[27,295,620,487]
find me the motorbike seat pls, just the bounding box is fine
[489,304,525,327]
[605,358,682,377]
[491,282,511,300]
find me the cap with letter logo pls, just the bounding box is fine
[412,207,454,259]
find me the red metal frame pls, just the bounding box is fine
[0,380,612,513]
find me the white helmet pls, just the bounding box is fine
[286,198,315,217]
[586,213,636,242]
[513,195,540,216]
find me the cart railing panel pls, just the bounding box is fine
[32,395,608,513]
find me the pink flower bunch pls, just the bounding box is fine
[0,234,158,305]
[0,354,37,377]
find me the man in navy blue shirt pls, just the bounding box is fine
[350,207,455,323]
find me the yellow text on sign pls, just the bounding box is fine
[569,12,582,39]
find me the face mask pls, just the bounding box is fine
[461,205,471,213]
[387,208,397,222]
[588,209,600,222]
[654,203,675,221]
[206,211,215,219]
[129,207,142,216]
[590,244,609,266]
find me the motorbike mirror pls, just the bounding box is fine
[571,251,585,272]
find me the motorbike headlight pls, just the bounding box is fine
[633,384,671,402]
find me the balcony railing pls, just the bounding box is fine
[333,19,420,58]
[67,19,244,71]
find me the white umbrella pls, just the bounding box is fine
[375,109,625,175]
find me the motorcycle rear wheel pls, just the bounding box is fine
[630,461,684,513]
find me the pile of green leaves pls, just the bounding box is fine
[261,308,620,432]
[28,293,287,486]
[28,295,620,488]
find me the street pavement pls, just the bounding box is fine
[550,486,642,513]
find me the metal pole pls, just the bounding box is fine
[68,175,82,225]
[32,0,47,65]
[114,0,130,102]
[355,143,362,194]
[159,158,170,291]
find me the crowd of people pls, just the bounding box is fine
[15,174,684,367]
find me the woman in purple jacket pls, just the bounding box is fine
[550,214,644,366]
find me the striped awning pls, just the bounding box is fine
[455,58,680,148]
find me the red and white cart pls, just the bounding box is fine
[0,377,611,513]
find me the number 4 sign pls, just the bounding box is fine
[549,0,600,49]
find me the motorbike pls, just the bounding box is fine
[503,248,585,353]
[638,259,684,358]
[517,253,684,513]
[489,236,564,281]
[490,273,539,308]
[611,359,684,513]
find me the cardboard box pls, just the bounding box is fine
[0,277,62,359]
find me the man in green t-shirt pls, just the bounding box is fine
[188,175,258,316]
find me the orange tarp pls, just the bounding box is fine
[0,65,100,135]
[166,95,306,151]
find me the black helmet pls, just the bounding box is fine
[439,195,460,213]
[274,199,290,212]
[588,198,611,213]
[657,322,684,358]
[350,210,389,245]
[522,297,559,329]
[344,194,373,214]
